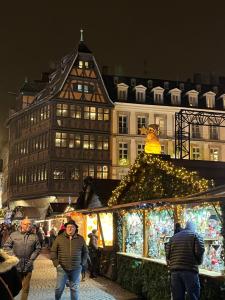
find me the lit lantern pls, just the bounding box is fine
[140,124,161,154]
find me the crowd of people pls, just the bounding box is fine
[0,219,100,300]
[0,218,205,300]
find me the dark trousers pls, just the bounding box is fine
[171,270,200,300]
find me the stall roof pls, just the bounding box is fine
[46,203,76,217]
[70,184,225,215]
[13,207,42,220]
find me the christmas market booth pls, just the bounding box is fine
[106,152,225,300]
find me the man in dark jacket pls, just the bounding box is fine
[166,220,205,300]
[3,218,41,300]
[51,220,88,300]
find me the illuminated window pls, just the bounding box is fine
[70,167,80,180]
[83,135,95,149]
[118,115,128,134]
[137,143,145,155]
[56,103,68,117]
[204,92,216,108]
[192,147,201,160]
[53,169,65,180]
[119,142,129,165]
[83,165,94,177]
[99,213,113,246]
[78,61,83,69]
[98,108,109,121]
[137,116,147,134]
[97,136,109,150]
[84,107,96,120]
[210,148,219,161]
[70,105,81,119]
[97,165,108,179]
[55,132,67,147]
[84,61,89,69]
[77,84,83,92]
[155,116,165,136]
[69,134,81,148]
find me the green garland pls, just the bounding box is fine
[108,153,209,206]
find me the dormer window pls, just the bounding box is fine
[169,88,181,106]
[186,90,199,107]
[117,83,128,101]
[152,87,164,104]
[78,60,89,69]
[204,91,216,108]
[220,94,225,109]
[135,85,146,102]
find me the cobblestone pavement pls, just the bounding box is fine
[15,249,139,300]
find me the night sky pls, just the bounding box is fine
[0,1,225,150]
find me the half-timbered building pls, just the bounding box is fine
[7,32,113,203]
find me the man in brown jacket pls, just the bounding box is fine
[51,220,87,300]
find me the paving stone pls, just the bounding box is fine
[15,249,138,300]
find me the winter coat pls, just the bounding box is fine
[51,232,88,271]
[165,228,205,273]
[3,230,41,273]
[88,233,98,250]
[0,249,22,300]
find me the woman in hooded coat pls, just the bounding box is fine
[0,249,22,300]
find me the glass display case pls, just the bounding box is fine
[124,212,143,256]
[183,204,224,274]
[147,208,174,259]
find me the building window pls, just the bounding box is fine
[155,116,165,136]
[97,165,108,179]
[97,136,109,150]
[118,90,127,100]
[70,167,80,180]
[118,115,128,134]
[74,84,89,93]
[192,124,201,138]
[210,148,219,161]
[78,61,83,69]
[83,135,95,149]
[56,104,69,117]
[78,61,89,69]
[98,108,109,121]
[209,126,219,140]
[84,106,96,120]
[119,142,129,165]
[189,95,198,107]
[83,165,94,178]
[192,147,201,160]
[137,116,147,134]
[154,93,163,103]
[171,94,180,105]
[69,134,81,148]
[53,169,65,180]
[40,105,49,120]
[55,132,67,147]
[136,91,145,102]
[70,105,81,119]
[161,145,166,154]
[137,143,145,155]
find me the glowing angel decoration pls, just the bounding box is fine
[140,124,161,154]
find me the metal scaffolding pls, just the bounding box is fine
[175,109,225,159]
